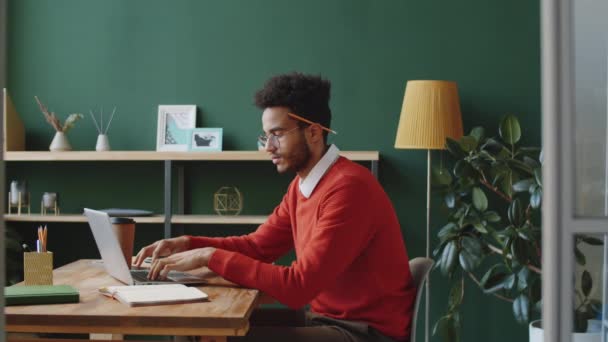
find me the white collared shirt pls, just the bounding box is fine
[299,144,340,198]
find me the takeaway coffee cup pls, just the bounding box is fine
[110,217,135,267]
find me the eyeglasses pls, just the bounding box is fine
[258,126,301,149]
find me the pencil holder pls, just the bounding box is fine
[23,252,53,285]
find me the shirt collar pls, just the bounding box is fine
[299,144,340,198]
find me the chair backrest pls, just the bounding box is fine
[408,257,434,342]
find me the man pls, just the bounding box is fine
[134,72,415,342]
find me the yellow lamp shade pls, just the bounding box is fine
[394,80,464,150]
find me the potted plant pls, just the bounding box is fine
[34,96,83,151]
[431,114,603,341]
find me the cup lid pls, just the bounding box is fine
[110,217,135,224]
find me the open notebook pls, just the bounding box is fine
[98,284,207,307]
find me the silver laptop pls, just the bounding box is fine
[84,208,206,285]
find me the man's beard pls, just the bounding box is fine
[279,139,311,174]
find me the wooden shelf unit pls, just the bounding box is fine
[4,214,267,225]
[4,150,379,162]
[4,214,165,224]
[3,90,379,234]
[4,150,378,233]
[171,214,267,225]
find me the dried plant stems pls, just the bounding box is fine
[35,96,62,132]
[62,113,84,133]
[35,96,83,133]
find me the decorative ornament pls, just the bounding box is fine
[213,186,243,216]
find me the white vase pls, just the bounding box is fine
[95,134,110,151]
[9,180,28,205]
[529,320,601,342]
[42,192,57,209]
[49,132,72,151]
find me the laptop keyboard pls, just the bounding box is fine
[129,269,198,283]
[130,269,160,282]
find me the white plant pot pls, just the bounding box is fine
[95,134,111,151]
[49,132,72,151]
[529,320,601,342]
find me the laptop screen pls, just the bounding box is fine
[84,208,207,285]
[84,208,136,285]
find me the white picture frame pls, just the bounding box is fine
[156,105,197,151]
[189,128,223,152]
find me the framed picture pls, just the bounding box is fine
[189,128,223,152]
[156,105,197,151]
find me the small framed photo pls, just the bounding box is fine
[156,105,197,151]
[189,128,223,152]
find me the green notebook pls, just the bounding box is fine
[5,285,80,306]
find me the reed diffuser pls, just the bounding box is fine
[90,106,116,151]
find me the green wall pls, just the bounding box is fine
[6,1,540,341]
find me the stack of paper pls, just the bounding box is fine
[99,284,208,307]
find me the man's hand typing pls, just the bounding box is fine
[148,247,217,280]
[133,236,190,268]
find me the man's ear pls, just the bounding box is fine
[307,124,324,144]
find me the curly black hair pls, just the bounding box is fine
[254,72,332,141]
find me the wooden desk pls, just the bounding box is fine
[5,259,260,341]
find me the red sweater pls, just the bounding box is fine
[189,157,415,340]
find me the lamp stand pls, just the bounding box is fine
[425,149,431,342]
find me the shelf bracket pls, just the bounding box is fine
[175,163,186,237]
[164,160,172,238]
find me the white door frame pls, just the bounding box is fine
[542,0,608,341]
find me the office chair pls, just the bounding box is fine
[409,257,435,342]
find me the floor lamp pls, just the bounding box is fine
[394,80,463,342]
